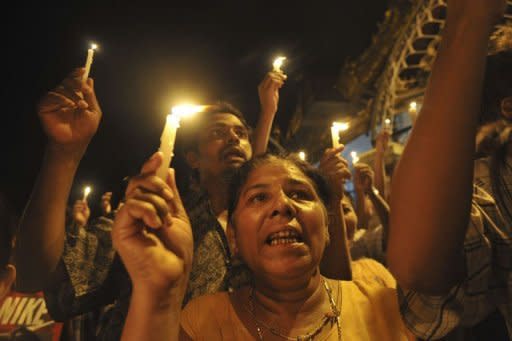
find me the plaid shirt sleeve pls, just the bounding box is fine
[398,196,498,340]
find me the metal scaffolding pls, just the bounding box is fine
[370,0,512,138]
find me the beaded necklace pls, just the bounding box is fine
[246,279,341,341]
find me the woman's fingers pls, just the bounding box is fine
[125,174,174,201]
[38,91,77,114]
[82,78,102,114]
[124,197,164,229]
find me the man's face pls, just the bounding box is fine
[188,113,253,181]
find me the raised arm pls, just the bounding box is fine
[354,163,390,234]
[113,153,193,341]
[319,146,353,280]
[388,0,507,294]
[353,163,371,229]
[252,71,286,155]
[15,68,102,291]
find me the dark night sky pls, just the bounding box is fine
[2,3,387,215]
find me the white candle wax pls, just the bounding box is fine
[331,125,340,149]
[384,118,392,133]
[82,44,97,82]
[83,186,91,201]
[409,101,417,113]
[331,122,349,149]
[272,57,286,73]
[157,114,181,180]
[350,151,359,164]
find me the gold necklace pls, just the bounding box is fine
[246,279,341,341]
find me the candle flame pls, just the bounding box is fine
[90,43,98,50]
[350,151,359,164]
[409,101,417,113]
[171,104,205,118]
[332,122,349,132]
[83,186,91,199]
[298,151,306,161]
[272,56,286,72]
[384,118,391,125]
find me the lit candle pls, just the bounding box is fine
[272,56,286,73]
[384,118,392,133]
[409,101,417,114]
[83,186,91,201]
[298,151,306,161]
[82,43,98,82]
[350,151,359,164]
[330,122,349,149]
[156,104,205,180]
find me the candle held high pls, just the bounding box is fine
[409,101,418,114]
[383,118,392,133]
[330,122,349,149]
[350,151,359,165]
[82,43,98,82]
[83,186,91,201]
[156,104,205,180]
[298,151,306,161]
[272,56,286,73]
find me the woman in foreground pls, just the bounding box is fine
[112,153,411,340]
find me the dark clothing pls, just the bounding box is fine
[44,192,250,340]
[183,190,251,304]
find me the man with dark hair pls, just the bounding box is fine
[178,101,250,152]
[174,101,252,191]
[172,101,256,302]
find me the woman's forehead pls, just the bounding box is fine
[244,161,314,188]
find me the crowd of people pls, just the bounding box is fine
[1,0,511,340]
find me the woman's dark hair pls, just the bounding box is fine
[227,153,332,220]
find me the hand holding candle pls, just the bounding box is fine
[82,43,98,82]
[156,104,205,180]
